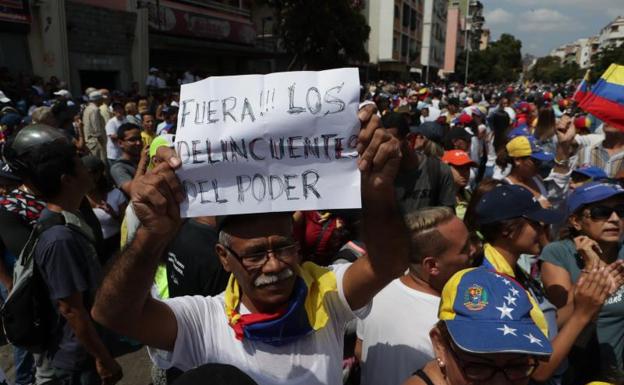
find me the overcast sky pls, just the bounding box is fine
[480,0,624,56]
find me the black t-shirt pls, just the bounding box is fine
[394,152,456,214]
[166,219,229,297]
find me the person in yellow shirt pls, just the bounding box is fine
[140,112,156,147]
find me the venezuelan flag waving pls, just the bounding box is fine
[573,69,591,104]
[579,64,624,130]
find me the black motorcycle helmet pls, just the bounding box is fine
[2,124,70,177]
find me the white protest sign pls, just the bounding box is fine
[174,68,361,217]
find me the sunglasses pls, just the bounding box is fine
[583,204,624,221]
[447,338,538,382]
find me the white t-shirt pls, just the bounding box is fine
[93,188,126,239]
[149,263,370,385]
[105,117,126,160]
[357,279,440,385]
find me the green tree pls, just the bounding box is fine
[530,56,562,82]
[590,45,624,80]
[529,56,582,82]
[263,0,370,70]
[455,33,523,83]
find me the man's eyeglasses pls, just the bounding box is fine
[223,244,299,270]
[448,341,538,382]
[583,204,624,221]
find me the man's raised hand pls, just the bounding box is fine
[131,162,185,237]
[357,104,402,202]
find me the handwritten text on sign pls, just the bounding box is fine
[175,68,361,217]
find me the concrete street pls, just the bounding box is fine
[1,344,153,385]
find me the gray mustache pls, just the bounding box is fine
[254,268,294,287]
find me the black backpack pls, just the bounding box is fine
[0,213,67,353]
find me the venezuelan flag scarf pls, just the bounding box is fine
[224,262,338,346]
[482,243,548,337]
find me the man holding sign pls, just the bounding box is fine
[91,69,409,385]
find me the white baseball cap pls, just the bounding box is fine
[0,90,11,103]
[53,89,72,99]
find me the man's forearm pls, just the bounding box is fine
[362,193,409,279]
[92,227,169,334]
[64,304,115,364]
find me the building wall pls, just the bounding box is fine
[479,28,489,50]
[71,0,128,11]
[599,16,624,49]
[65,1,136,94]
[364,0,424,77]
[421,0,446,72]
[367,0,394,61]
[575,38,592,69]
[443,6,460,73]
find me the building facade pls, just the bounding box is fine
[442,0,483,78]
[362,0,424,79]
[0,1,33,77]
[545,16,623,70]
[2,0,260,96]
[442,4,463,76]
[598,15,624,50]
[479,28,489,50]
[421,0,447,82]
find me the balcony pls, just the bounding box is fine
[173,0,251,17]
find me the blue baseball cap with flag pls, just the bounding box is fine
[567,181,624,215]
[439,267,552,356]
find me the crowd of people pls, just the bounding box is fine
[1,68,624,385]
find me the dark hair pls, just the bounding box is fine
[479,217,526,243]
[81,154,113,193]
[495,147,513,169]
[381,112,409,138]
[140,112,154,121]
[490,110,511,153]
[23,141,78,199]
[534,106,556,142]
[111,102,124,111]
[463,179,503,233]
[117,122,140,140]
[50,100,79,130]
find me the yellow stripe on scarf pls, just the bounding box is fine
[224,262,337,330]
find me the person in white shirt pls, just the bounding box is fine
[104,102,126,165]
[179,69,200,85]
[355,207,474,385]
[146,67,167,90]
[91,107,410,385]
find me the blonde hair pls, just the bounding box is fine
[125,102,137,115]
[137,99,149,114]
[404,207,456,263]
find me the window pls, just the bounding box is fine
[395,5,400,19]
[402,34,409,57]
[611,25,618,32]
[410,9,417,30]
[410,39,418,59]
[393,36,400,53]
[403,4,410,27]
